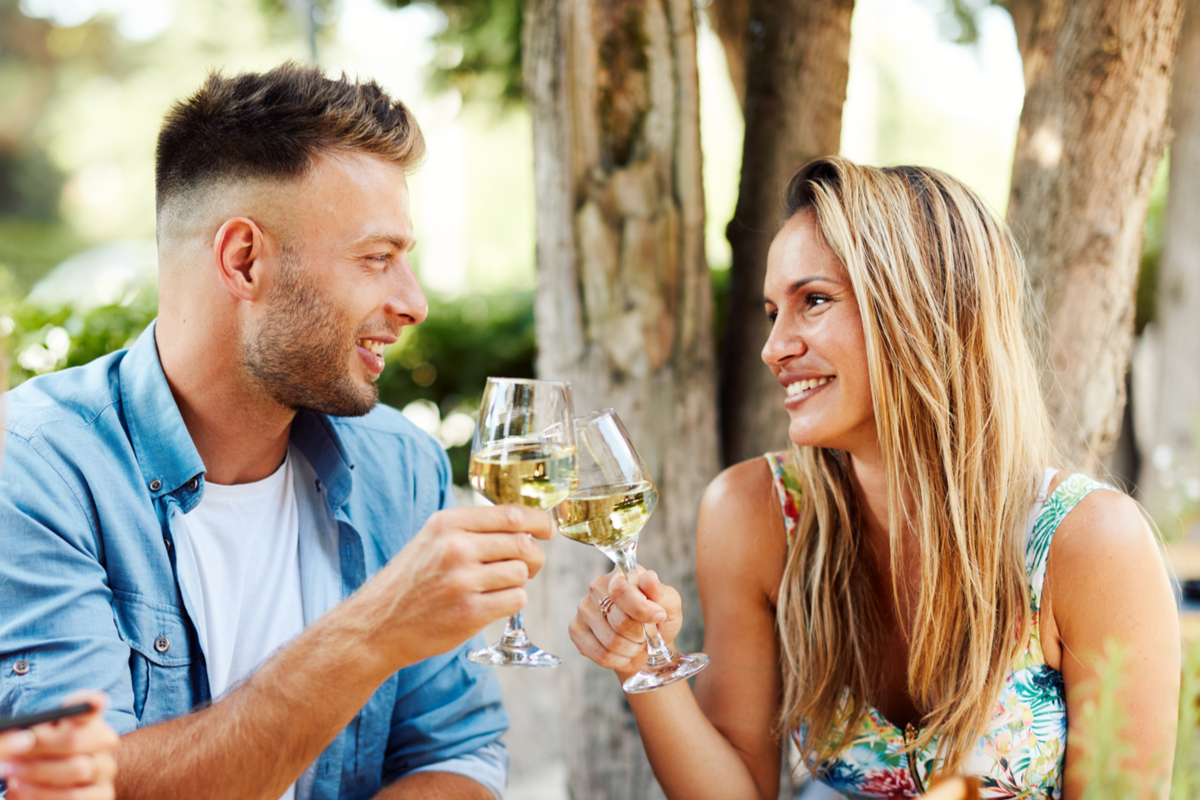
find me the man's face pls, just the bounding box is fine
[244,151,427,416]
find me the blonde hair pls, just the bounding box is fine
[775,157,1057,775]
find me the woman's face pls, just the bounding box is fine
[761,210,876,454]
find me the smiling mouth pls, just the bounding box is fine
[358,338,386,358]
[786,376,833,397]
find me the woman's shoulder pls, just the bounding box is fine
[1040,471,1177,668]
[1044,471,1153,569]
[696,456,791,602]
[699,455,792,532]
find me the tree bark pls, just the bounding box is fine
[524,1,720,797]
[1006,0,1184,472]
[1139,0,1200,518]
[719,0,854,467]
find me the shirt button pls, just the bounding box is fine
[12,660,29,675]
[149,479,162,492]
[154,637,170,653]
[186,477,200,492]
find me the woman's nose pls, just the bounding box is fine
[761,315,805,367]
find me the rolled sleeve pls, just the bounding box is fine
[380,638,508,784]
[404,740,508,800]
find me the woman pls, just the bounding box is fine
[570,157,1180,798]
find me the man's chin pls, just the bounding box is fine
[288,382,379,418]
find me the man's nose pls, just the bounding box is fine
[385,260,428,325]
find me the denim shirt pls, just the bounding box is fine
[0,323,508,799]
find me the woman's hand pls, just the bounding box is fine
[0,691,119,800]
[569,567,684,676]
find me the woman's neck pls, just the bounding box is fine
[848,447,920,604]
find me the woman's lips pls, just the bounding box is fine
[783,375,834,407]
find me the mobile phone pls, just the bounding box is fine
[0,703,92,734]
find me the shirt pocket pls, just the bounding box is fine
[111,590,199,726]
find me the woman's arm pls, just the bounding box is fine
[1042,488,1180,799]
[568,459,790,800]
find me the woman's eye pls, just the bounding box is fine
[806,294,831,308]
[766,309,778,323]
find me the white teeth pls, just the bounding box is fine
[786,376,832,396]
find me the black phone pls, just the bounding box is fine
[0,703,92,734]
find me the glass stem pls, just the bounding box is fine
[613,547,675,670]
[501,612,530,647]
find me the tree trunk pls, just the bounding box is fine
[1139,0,1200,520]
[524,1,720,798]
[719,0,854,467]
[1006,0,1183,472]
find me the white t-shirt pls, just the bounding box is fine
[176,452,304,800]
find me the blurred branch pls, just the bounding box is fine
[381,0,524,105]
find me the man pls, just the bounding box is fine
[0,64,553,800]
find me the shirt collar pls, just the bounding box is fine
[289,410,354,511]
[118,320,354,510]
[119,321,206,503]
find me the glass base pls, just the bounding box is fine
[622,651,709,693]
[468,642,562,668]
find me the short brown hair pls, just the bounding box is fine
[155,62,425,211]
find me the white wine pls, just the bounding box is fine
[554,481,657,551]
[469,443,578,509]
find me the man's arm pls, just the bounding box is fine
[116,505,551,800]
[376,772,494,800]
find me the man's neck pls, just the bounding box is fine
[155,324,293,485]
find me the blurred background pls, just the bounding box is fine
[1,0,1195,797]
[0,0,1048,490]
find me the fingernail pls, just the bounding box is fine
[0,761,12,778]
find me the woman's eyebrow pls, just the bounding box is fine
[763,276,835,305]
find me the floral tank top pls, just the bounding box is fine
[767,453,1109,799]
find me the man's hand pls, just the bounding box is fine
[354,504,555,668]
[117,506,552,800]
[1,691,119,800]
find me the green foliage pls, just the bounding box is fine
[1071,640,1167,800]
[380,0,524,105]
[1173,639,1200,800]
[2,288,158,388]
[1137,153,1171,335]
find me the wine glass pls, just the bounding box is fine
[553,409,709,692]
[467,377,578,667]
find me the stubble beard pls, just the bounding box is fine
[244,248,379,418]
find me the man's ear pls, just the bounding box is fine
[213,217,272,301]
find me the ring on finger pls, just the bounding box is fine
[598,595,614,618]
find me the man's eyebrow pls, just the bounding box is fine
[763,276,835,304]
[352,233,416,252]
